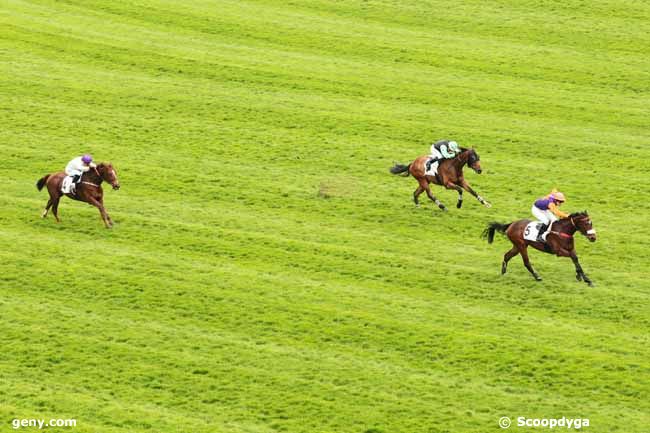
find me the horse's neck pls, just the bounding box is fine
[554,218,576,234]
[83,169,102,184]
[453,152,469,169]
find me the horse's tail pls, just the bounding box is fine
[36,174,50,191]
[390,163,411,177]
[482,222,511,244]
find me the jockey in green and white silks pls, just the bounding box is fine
[430,140,461,161]
[426,140,462,174]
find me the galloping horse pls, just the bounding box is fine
[36,163,120,228]
[483,212,597,286]
[390,148,491,211]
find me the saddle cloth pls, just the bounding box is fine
[424,158,440,177]
[61,176,75,194]
[524,221,545,242]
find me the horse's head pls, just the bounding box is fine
[466,148,482,174]
[98,163,120,190]
[571,211,596,242]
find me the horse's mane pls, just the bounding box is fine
[567,211,589,218]
[96,162,114,171]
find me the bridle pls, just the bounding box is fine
[564,214,596,237]
[81,166,111,188]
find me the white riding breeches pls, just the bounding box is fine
[531,205,557,225]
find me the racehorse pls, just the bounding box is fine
[36,163,120,228]
[390,148,491,211]
[482,211,597,286]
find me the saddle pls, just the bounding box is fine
[61,176,75,194]
[425,157,440,177]
[523,221,547,242]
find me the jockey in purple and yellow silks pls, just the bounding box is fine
[531,189,568,242]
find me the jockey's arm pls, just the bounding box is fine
[440,145,455,158]
[548,202,569,218]
[80,162,97,172]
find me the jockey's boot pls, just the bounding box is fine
[426,158,438,173]
[72,175,81,195]
[536,224,547,243]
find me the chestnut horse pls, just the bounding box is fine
[483,211,597,286]
[390,148,491,211]
[36,163,120,228]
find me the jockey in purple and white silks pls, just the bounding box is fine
[65,154,96,193]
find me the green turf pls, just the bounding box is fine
[1,0,649,432]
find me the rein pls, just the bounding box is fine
[452,151,470,169]
[552,215,586,239]
[82,165,107,187]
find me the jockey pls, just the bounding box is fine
[65,155,96,191]
[532,189,568,242]
[427,140,462,172]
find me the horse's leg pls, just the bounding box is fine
[90,198,111,229]
[459,179,491,208]
[41,178,58,218]
[413,185,423,207]
[446,183,464,209]
[100,197,114,227]
[570,250,592,286]
[520,245,542,281]
[46,180,63,222]
[88,197,111,228]
[419,179,446,211]
[42,198,52,218]
[51,195,62,222]
[502,246,519,275]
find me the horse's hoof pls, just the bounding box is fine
[484,201,492,208]
[535,276,543,281]
[456,202,462,209]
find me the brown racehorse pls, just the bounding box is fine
[483,212,597,286]
[390,148,491,211]
[36,163,120,228]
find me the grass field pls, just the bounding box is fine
[1,1,649,432]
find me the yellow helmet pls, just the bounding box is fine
[553,191,566,202]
